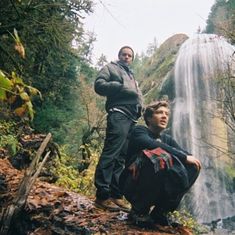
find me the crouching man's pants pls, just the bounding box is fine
[121,157,200,214]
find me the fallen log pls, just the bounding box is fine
[0,133,52,235]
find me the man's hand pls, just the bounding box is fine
[128,163,139,180]
[186,155,202,171]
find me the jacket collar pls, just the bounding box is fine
[112,61,133,74]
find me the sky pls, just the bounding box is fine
[84,0,215,63]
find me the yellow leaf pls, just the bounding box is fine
[0,70,13,90]
[11,72,24,85]
[20,92,30,101]
[15,42,25,59]
[27,86,42,99]
[26,101,34,120]
[14,106,26,117]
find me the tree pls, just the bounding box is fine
[206,0,235,43]
[96,54,108,70]
[0,0,98,145]
[216,57,235,133]
[146,37,158,57]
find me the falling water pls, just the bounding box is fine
[172,34,235,223]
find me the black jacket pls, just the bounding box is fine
[126,125,190,167]
[94,61,142,111]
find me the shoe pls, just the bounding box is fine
[150,210,170,226]
[111,198,130,212]
[128,209,154,228]
[94,198,120,212]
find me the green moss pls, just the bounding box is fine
[224,165,235,179]
[169,210,209,235]
[154,54,175,78]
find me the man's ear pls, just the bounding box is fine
[146,116,151,126]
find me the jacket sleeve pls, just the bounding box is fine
[129,126,187,163]
[163,135,191,156]
[94,65,123,96]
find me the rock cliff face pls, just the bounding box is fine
[137,33,188,104]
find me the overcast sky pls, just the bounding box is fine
[84,0,215,63]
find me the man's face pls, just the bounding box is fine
[119,48,133,65]
[148,106,170,131]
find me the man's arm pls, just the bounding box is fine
[162,134,201,170]
[94,65,123,96]
[128,126,188,163]
[128,126,201,170]
[162,135,190,155]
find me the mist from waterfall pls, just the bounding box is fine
[172,34,235,223]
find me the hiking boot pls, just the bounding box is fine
[150,209,170,226]
[94,198,120,212]
[111,198,131,212]
[128,210,154,228]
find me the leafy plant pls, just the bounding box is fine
[0,69,41,120]
[168,210,209,234]
[53,144,99,196]
[0,120,19,155]
[11,28,25,59]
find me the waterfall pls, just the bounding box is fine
[172,34,235,223]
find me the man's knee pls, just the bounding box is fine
[188,164,200,177]
[185,163,200,188]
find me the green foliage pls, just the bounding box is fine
[0,70,12,99]
[169,210,209,235]
[33,99,81,144]
[224,165,235,178]
[224,166,235,192]
[53,148,81,191]
[0,135,18,156]
[205,0,235,43]
[0,0,97,147]
[0,69,41,121]
[0,120,19,155]
[0,26,41,121]
[53,144,99,196]
[0,0,101,198]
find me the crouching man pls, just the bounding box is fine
[120,101,201,227]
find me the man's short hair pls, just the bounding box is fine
[144,101,169,126]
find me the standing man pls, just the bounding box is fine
[120,101,201,227]
[94,46,142,212]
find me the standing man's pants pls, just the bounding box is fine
[95,111,135,200]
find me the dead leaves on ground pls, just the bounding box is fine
[0,158,193,235]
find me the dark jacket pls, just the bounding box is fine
[94,61,142,111]
[126,125,190,167]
